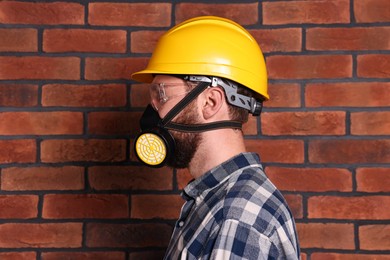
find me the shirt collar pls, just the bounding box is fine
[183,152,262,200]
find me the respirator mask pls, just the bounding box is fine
[134,76,263,168]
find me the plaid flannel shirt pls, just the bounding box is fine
[164,153,300,260]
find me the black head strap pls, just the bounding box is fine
[160,82,209,126]
[160,81,242,133]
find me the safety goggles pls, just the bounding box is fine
[145,82,196,110]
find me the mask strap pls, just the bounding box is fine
[161,82,210,126]
[166,121,242,133]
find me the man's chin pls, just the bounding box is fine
[168,131,201,169]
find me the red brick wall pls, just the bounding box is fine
[0,1,389,259]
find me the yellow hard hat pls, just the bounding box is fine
[131,16,268,100]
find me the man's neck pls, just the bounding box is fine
[188,128,246,179]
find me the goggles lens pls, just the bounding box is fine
[145,82,194,110]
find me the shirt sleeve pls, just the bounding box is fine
[209,219,276,260]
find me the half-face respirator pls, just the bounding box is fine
[134,76,262,168]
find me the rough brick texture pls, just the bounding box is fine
[262,0,350,25]
[0,112,83,135]
[1,166,84,191]
[0,2,84,25]
[0,0,389,258]
[0,84,38,107]
[0,57,80,80]
[43,29,127,53]
[175,3,259,25]
[88,3,171,26]
[42,194,129,219]
[42,84,127,107]
[131,195,183,219]
[0,28,37,52]
[354,0,390,23]
[297,223,355,249]
[0,223,82,248]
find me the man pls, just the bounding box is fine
[132,16,300,259]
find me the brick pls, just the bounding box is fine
[40,139,126,163]
[307,27,390,51]
[243,116,258,136]
[309,139,390,164]
[177,168,193,190]
[250,28,302,53]
[42,194,129,219]
[358,54,390,78]
[264,83,301,108]
[86,223,172,248]
[261,111,345,136]
[89,3,170,26]
[267,55,352,79]
[0,28,37,52]
[359,225,390,250]
[266,167,352,192]
[245,139,304,163]
[305,82,390,107]
[0,140,36,164]
[0,252,36,260]
[0,2,84,25]
[129,139,138,162]
[308,196,390,220]
[0,195,38,219]
[312,253,390,260]
[42,252,126,260]
[0,84,38,107]
[0,112,83,135]
[175,3,258,25]
[354,0,390,23]
[0,57,80,80]
[351,112,390,135]
[297,223,354,249]
[263,0,350,25]
[283,194,303,219]
[131,30,165,53]
[1,166,84,191]
[130,251,166,260]
[42,84,126,107]
[88,112,142,135]
[43,29,127,53]
[0,223,82,248]
[85,57,148,80]
[356,168,390,192]
[131,82,152,107]
[131,195,182,219]
[88,166,173,191]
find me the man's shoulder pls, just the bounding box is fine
[226,165,278,202]
[221,166,292,235]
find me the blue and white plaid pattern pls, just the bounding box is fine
[164,153,300,260]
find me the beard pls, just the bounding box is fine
[167,101,202,169]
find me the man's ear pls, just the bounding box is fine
[201,87,225,120]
